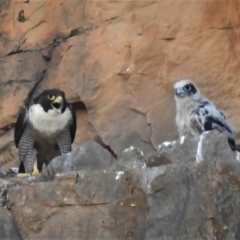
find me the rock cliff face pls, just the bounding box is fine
[0,132,240,239]
[1,0,240,170]
[1,0,240,239]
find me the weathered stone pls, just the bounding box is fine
[0,178,22,239]
[7,171,148,239]
[0,208,22,240]
[148,131,235,167]
[141,132,240,239]
[1,0,240,171]
[0,131,239,239]
[42,141,120,177]
[119,146,147,169]
[0,129,18,172]
[0,52,47,130]
[0,0,9,13]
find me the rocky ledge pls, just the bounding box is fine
[1,131,240,240]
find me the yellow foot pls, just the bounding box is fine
[17,162,40,177]
[32,162,40,175]
[17,173,31,178]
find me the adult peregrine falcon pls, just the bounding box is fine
[173,79,236,150]
[14,88,77,175]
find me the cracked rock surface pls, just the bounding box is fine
[41,140,121,177]
[1,0,240,170]
[0,132,240,239]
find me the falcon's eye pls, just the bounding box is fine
[48,94,55,101]
[184,84,192,91]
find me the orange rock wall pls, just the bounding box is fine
[0,0,240,169]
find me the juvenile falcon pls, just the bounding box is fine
[173,79,236,150]
[14,88,77,175]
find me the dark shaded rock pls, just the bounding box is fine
[0,129,19,173]
[41,141,120,177]
[5,168,18,178]
[0,179,22,239]
[0,208,22,240]
[0,0,9,11]
[0,171,6,179]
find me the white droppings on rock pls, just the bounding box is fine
[158,140,176,150]
[235,151,240,161]
[126,68,130,72]
[141,162,146,169]
[162,141,171,147]
[196,133,206,163]
[10,168,19,174]
[137,148,144,156]
[123,146,135,152]
[115,171,124,180]
[180,136,185,144]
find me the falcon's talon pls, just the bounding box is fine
[17,173,31,178]
[32,162,40,175]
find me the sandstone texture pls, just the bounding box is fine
[1,0,240,170]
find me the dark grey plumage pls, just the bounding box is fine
[174,79,236,150]
[14,89,77,174]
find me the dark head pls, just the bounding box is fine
[33,89,67,113]
[174,79,199,100]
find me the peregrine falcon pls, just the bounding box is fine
[14,88,77,175]
[173,79,236,150]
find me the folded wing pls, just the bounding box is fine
[191,101,236,150]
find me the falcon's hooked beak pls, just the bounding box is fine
[175,88,186,98]
[52,96,63,113]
